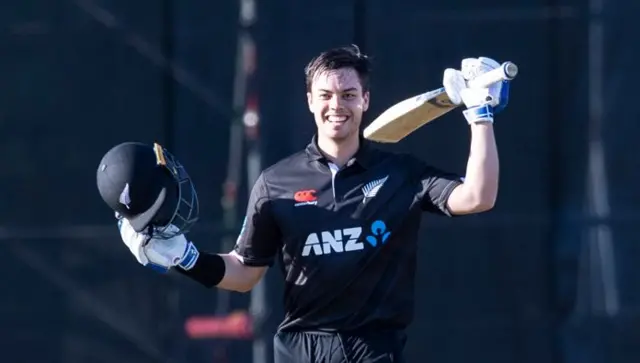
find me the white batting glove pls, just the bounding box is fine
[442,57,511,124]
[117,216,199,273]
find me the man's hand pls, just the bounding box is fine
[117,215,200,273]
[442,57,511,124]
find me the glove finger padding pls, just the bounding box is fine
[460,88,494,108]
[144,239,184,267]
[460,56,506,108]
[118,218,150,265]
[442,68,466,105]
[143,225,199,270]
[461,57,500,82]
[143,226,187,266]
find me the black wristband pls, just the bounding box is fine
[175,252,226,288]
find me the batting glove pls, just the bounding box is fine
[117,216,199,273]
[442,56,511,124]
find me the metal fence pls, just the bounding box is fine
[2,0,639,362]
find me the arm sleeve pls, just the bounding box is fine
[232,172,282,267]
[418,165,464,217]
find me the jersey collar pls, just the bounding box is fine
[305,134,376,169]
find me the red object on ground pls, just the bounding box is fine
[185,310,254,339]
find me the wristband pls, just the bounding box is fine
[175,252,226,288]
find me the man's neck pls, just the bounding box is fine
[317,135,360,168]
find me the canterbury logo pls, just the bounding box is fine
[361,175,388,203]
[294,189,318,207]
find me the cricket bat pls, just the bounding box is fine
[363,61,519,143]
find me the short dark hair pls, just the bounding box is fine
[304,44,372,92]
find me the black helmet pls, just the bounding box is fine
[96,141,199,239]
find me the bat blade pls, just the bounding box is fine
[363,87,458,143]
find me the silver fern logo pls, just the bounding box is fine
[361,176,388,203]
[119,183,131,209]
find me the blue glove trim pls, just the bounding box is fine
[463,104,494,123]
[178,242,200,270]
[493,80,510,114]
[147,262,170,274]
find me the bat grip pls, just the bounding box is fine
[467,62,519,89]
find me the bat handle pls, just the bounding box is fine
[467,61,519,89]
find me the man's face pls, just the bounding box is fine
[307,67,369,142]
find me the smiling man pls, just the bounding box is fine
[305,49,370,166]
[111,45,510,363]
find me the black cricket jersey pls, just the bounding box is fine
[231,135,464,332]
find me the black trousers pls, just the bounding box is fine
[273,329,407,363]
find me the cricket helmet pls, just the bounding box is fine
[96,141,199,239]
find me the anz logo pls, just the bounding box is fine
[365,220,391,247]
[301,220,391,257]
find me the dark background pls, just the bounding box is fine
[2,0,639,362]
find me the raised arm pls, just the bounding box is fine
[445,123,498,215]
[440,56,511,215]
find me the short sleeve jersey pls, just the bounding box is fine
[234,136,463,332]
